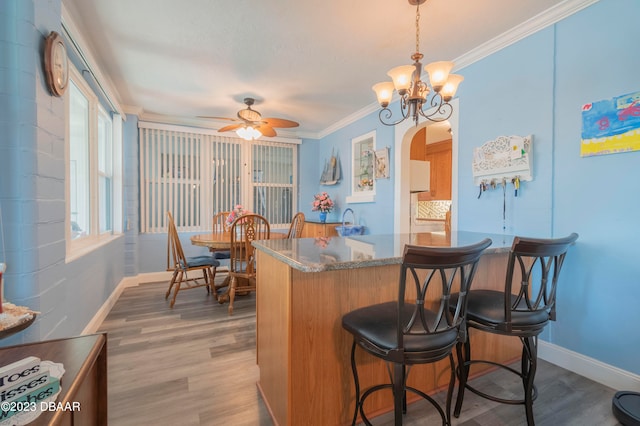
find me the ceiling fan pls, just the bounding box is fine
[200,97,299,140]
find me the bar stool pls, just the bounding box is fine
[452,233,578,425]
[342,239,492,426]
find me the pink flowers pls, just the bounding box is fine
[226,204,249,227]
[311,192,334,213]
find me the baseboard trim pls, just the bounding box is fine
[82,270,222,334]
[82,275,140,335]
[539,340,640,391]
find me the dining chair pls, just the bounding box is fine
[341,239,492,425]
[211,211,232,260]
[452,233,578,426]
[225,213,270,315]
[166,211,220,308]
[287,212,305,238]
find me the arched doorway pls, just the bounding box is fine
[393,98,459,235]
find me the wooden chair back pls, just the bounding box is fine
[287,212,305,238]
[167,211,186,271]
[229,214,270,278]
[226,214,270,314]
[213,211,231,233]
[165,211,218,308]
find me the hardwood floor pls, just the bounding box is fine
[99,277,622,426]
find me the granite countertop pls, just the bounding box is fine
[253,231,517,273]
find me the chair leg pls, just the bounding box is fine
[209,266,217,294]
[393,362,404,426]
[522,336,538,426]
[165,269,179,299]
[454,338,470,417]
[228,276,237,315]
[349,341,360,426]
[202,268,211,294]
[446,353,455,426]
[169,270,183,308]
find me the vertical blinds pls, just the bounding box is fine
[139,123,297,233]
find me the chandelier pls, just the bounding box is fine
[236,125,261,141]
[372,0,463,126]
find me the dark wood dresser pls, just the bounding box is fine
[0,333,107,425]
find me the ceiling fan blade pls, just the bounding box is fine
[197,116,241,122]
[255,124,277,137]
[262,118,299,128]
[218,123,244,133]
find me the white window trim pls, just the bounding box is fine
[65,62,122,262]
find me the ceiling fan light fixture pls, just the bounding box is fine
[236,125,262,141]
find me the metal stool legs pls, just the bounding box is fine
[349,340,452,426]
[454,335,539,426]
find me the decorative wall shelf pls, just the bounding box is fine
[472,135,533,185]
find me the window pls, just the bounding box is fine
[66,63,121,258]
[139,122,299,233]
[98,107,113,233]
[346,131,376,203]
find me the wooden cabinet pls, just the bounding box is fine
[300,221,340,238]
[0,333,107,425]
[410,128,452,200]
[425,140,452,200]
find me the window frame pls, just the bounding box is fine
[65,62,122,261]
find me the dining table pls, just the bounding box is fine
[190,230,288,302]
[190,230,288,250]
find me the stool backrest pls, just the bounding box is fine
[502,233,579,331]
[398,239,492,355]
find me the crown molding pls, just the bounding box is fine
[453,0,600,71]
[61,2,125,117]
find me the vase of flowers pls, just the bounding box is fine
[226,204,249,228]
[312,192,334,223]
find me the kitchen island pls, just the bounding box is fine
[253,231,522,426]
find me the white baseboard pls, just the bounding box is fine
[539,340,640,391]
[82,275,140,335]
[82,269,225,334]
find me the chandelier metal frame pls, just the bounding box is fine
[373,0,463,127]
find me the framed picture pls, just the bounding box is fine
[346,131,376,203]
[374,147,390,179]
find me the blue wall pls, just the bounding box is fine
[0,0,126,344]
[299,0,640,374]
[299,114,396,233]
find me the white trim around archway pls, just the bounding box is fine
[393,98,459,235]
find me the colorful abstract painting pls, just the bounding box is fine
[581,91,640,157]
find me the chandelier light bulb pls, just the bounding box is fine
[424,61,454,92]
[441,74,464,102]
[387,64,416,95]
[372,82,395,107]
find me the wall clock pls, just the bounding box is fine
[44,31,69,97]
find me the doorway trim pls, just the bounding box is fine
[393,98,459,235]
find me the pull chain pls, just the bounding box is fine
[415,4,420,54]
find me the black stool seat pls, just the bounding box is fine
[613,391,640,426]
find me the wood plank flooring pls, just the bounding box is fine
[99,277,623,426]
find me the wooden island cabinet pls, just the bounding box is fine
[253,232,523,426]
[299,220,340,238]
[0,333,107,425]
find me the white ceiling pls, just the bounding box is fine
[62,0,574,138]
